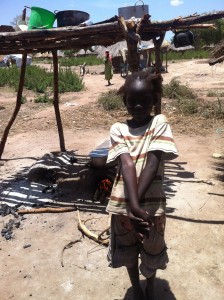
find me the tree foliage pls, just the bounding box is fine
[193,19,224,47]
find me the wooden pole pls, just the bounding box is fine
[165,51,168,73]
[0,53,27,159]
[126,37,139,73]
[153,33,165,115]
[52,50,66,152]
[153,32,165,74]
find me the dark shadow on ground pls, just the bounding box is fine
[164,161,195,200]
[208,192,224,197]
[123,278,176,300]
[0,153,222,225]
[166,214,224,225]
[0,151,114,215]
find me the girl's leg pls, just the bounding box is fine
[127,262,144,300]
[145,272,156,300]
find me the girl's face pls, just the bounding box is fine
[125,79,154,122]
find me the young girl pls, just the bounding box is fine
[104,50,113,85]
[106,71,178,300]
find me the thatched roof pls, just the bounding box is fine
[95,40,170,58]
[95,41,128,58]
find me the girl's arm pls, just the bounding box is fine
[119,153,151,222]
[138,151,162,200]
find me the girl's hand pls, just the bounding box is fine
[130,207,154,226]
[128,210,153,237]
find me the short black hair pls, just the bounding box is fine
[117,71,163,105]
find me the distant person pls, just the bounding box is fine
[106,71,178,300]
[79,62,86,76]
[104,51,113,85]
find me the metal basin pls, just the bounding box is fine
[55,10,90,27]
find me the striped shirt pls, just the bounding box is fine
[106,114,178,216]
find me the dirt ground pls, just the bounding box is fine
[0,60,223,300]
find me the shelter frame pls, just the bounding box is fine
[0,11,224,158]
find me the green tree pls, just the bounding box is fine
[193,19,224,47]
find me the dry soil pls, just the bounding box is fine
[0,60,223,300]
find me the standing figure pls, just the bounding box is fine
[106,71,178,300]
[79,62,86,76]
[104,50,113,85]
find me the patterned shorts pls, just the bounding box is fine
[107,214,169,278]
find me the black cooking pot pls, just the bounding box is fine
[55,10,90,27]
[174,30,194,48]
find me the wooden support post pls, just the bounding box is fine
[119,16,139,73]
[126,37,139,73]
[153,32,165,74]
[0,53,27,159]
[165,51,168,73]
[153,32,165,115]
[52,50,66,152]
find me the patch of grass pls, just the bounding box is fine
[59,55,103,67]
[21,95,27,104]
[207,90,217,97]
[58,68,84,93]
[0,65,20,89]
[163,77,199,115]
[207,90,224,97]
[163,80,224,119]
[34,93,53,103]
[174,97,199,115]
[166,49,210,61]
[25,65,52,93]
[0,65,84,94]
[98,89,124,111]
[201,98,224,119]
[163,77,197,100]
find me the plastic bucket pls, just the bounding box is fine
[28,7,56,29]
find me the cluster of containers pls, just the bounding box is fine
[27,7,90,29]
[26,2,194,48]
[27,1,148,30]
